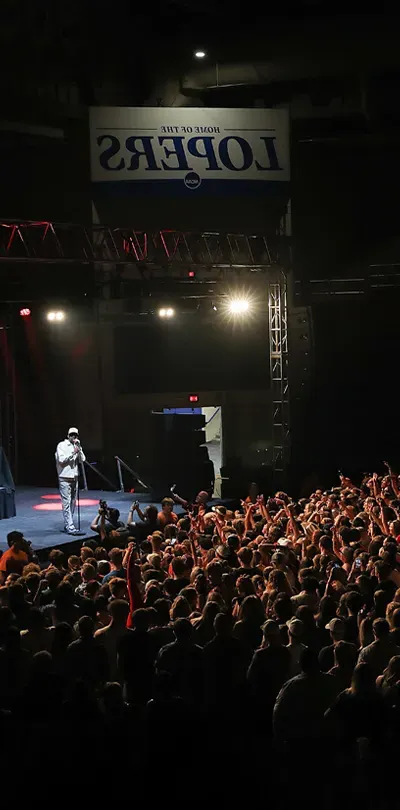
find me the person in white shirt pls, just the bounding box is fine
[55,427,86,535]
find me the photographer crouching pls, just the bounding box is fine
[90,499,129,548]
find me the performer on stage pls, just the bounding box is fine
[55,427,86,535]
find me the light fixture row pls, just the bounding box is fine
[19,298,252,324]
[157,297,252,318]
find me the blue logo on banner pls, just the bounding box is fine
[184,171,202,190]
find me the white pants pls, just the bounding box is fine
[59,477,78,531]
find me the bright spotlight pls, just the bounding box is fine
[228,298,250,314]
[47,310,66,322]
[158,307,175,318]
[20,308,31,317]
[194,50,206,59]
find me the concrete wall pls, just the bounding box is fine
[202,406,221,443]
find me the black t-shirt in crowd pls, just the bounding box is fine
[248,644,291,705]
[148,625,175,657]
[128,519,159,544]
[232,566,258,581]
[94,518,126,536]
[343,615,359,645]
[164,577,191,599]
[319,643,335,672]
[118,630,155,704]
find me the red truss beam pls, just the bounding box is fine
[0,219,278,271]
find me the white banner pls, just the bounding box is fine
[90,107,289,192]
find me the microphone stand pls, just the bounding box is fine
[74,441,81,532]
[76,473,81,532]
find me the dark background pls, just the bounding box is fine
[114,320,270,394]
[312,295,400,470]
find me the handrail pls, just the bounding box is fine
[115,456,151,493]
[83,460,117,491]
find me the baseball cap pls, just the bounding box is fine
[325,618,345,634]
[216,544,231,560]
[68,427,79,435]
[262,619,280,637]
[286,618,305,638]
[212,505,227,517]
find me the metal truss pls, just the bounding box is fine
[0,219,276,277]
[294,265,400,303]
[268,270,290,474]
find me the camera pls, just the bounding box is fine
[99,499,108,515]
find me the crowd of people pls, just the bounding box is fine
[1,471,400,798]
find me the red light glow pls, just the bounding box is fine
[189,395,199,403]
[33,498,99,511]
[20,308,31,317]
[34,503,63,511]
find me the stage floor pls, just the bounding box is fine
[0,487,188,553]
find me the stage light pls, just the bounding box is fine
[188,270,196,278]
[228,297,250,314]
[194,50,206,58]
[47,310,66,322]
[166,308,175,317]
[189,394,199,403]
[20,308,31,317]
[158,307,175,318]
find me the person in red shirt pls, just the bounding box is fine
[0,531,29,579]
[157,497,178,529]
